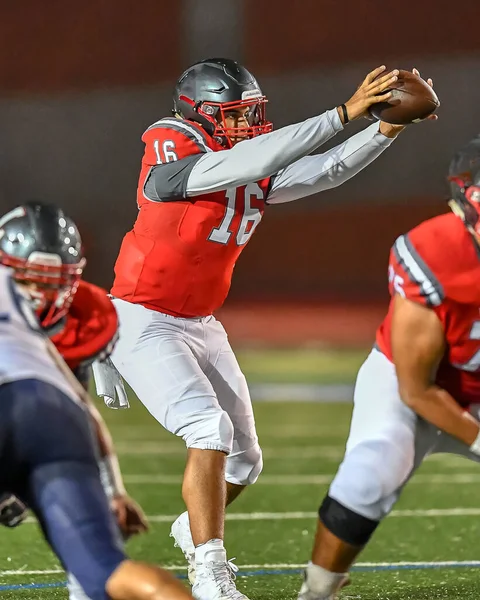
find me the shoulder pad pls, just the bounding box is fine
[143,117,214,154]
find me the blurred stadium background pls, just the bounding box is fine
[3,1,478,395]
[0,1,479,388]
[2,1,479,355]
[3,3,480,599]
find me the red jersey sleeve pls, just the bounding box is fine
[388,233,445,308]
[51,281,118,371]
[141,118,213,166]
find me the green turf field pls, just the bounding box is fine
[2,349,480,599]
[235,347,368,384]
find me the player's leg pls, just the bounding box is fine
[299,349,439,599]
[171,317,261,583]
[111,300,234,545]
[5,378,193,600]
[111,300,245,597]
[29,461,193,600]
[205,316,262,500]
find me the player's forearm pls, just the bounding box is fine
[45,339,127,496]
[401,384,480,447]
[71,369,127,496]
[89,405,127,496]
[186,109,343,195]
[266,122,394,204]
[88,401,114,457]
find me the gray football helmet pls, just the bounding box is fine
[173,58,272,147]
[0,202,85,328]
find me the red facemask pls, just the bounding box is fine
[0,251,86,329]
[182,94,273,148]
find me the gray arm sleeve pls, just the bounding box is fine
[144,154,203,202]
[185,108,343,196]
[266,123,395,204]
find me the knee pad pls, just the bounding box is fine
[329,437,414,522]
[319,495,379,546]
[181,408,234,454]
[225,443,263,486]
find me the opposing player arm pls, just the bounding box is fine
[266,122,393,204]
[46,339,148,534]
[145,110,344,201]
[392,295,480,448]
[45,339,126,495]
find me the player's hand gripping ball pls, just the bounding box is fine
[369,69,439,125]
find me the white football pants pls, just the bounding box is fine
[110,299,262,486]
[329,348,480,521]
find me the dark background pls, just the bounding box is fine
[1,0,478,316]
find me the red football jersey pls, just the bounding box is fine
[51,280,118,371]
[377,212,480,407]
[111,118,271,317]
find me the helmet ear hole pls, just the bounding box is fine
[465,186,480,204]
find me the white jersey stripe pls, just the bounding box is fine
[394,235,443,306]
[146,118,212,153]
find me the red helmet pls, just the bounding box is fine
[0,202,86,331]
[448,135,480,235]
[173,58,273,148]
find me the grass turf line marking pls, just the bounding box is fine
[5,561,480,577]
[21,507,480,525]
[121,473,480,485]
[116,443,344,459]
[5,560,480,591]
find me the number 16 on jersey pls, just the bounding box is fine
[209,183,264,246]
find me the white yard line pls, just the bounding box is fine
[21,507,480,525]
[149,508,480,521]
[4,560,480,577]
[111,424,349,441]
[116,443,344,459]
[122,473,480,485]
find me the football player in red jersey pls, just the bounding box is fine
[103,58,436,600]
[0,203,193,600]
[297,136,480,600]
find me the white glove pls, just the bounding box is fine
[92,357,130,409]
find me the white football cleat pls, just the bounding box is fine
[192,543,250,600]
[297,565,350,600]
[298,581,335,600]
[170,511,196,584]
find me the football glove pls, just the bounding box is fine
[0,493,28,527]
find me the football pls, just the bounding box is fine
[369,69,440,125]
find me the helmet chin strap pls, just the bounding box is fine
[448,198,466,220]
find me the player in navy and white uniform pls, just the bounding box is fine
[98,59,436,600]
[0,203,193,600]
[297,137,480,600]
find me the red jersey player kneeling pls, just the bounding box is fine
[297,136,480,600]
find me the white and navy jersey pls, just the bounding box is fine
[0,265,79,402]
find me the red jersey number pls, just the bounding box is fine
[388,265,406,298]
[389,259,480,374]
[209,183,264,246]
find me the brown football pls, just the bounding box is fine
[368,70,440,125]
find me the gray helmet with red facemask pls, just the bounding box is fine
[172,58,273,148]
[448,135,480,236]
[0,202,85,331]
